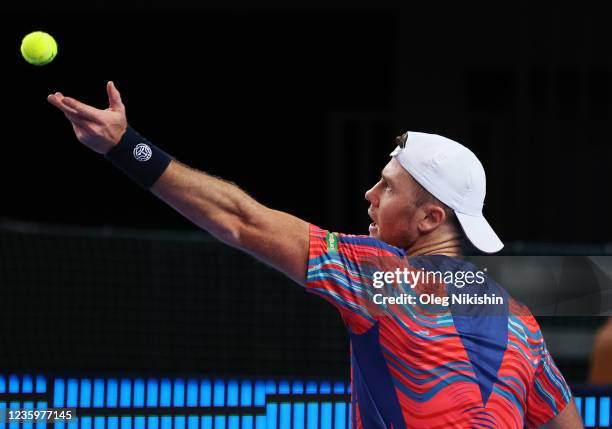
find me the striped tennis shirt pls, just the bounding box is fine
[306,224,571,429]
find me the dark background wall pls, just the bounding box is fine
[2,3,612,246]
[0,227,349,379]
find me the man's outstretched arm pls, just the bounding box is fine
[152,160,309,284]
[47,82,309,284]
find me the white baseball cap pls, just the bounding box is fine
[390,131,503,253]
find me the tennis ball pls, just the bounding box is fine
[20,31,58,66]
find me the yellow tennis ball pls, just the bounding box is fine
[20,31,58,66]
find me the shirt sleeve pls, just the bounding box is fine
[525,339,572,428]
[305,223,406,333]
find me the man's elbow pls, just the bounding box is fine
[203,214,245,247]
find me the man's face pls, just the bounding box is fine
[365,158,421,249]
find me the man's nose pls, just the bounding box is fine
[365,185,378,206]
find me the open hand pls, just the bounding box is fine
[47,81,128,154]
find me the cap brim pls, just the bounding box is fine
[455,212,504,254]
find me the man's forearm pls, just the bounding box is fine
[149,159,309,284]
[151,160,261,246]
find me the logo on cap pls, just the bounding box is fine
[133,143,152,162]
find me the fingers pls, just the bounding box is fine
[47,92,104,125]
[48,92,78,115]
[63,110,89,127]
[60,97,105,123]
[47,93,76,116]
[106,81,124,111]
[47,92,68,110]
[47,93,95,128]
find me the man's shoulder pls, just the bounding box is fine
[310,225,406,258]
[338,233,406,257]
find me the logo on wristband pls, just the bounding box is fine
[133,143,152,162]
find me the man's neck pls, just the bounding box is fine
[406,234,463,258]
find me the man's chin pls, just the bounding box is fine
[368,223,379,238]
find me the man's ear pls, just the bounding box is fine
[417,204,446,234]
